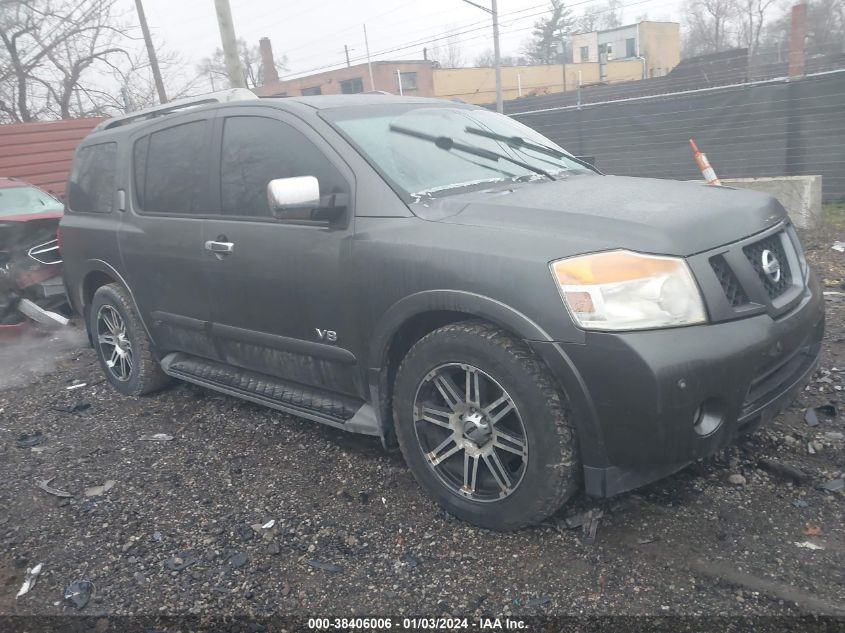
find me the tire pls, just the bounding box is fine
[89,283,171,396]
[393,320,579,530]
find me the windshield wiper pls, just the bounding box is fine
[464,127,601,173]
[389,124,556,181]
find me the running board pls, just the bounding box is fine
[160,353,380,436]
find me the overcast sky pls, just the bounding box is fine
[131,0,682,87]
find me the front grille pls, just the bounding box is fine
[710,254,749,307]
[743,233,792,299]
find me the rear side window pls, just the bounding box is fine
[134,120,209,214]
[68,142,116,213]
[220,116,346,218]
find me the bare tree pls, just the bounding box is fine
[428,33,465,68]
[523,0,575,64]
[474,48,529,66]
[197,39,287,90]
[108,47,203,112]
[575,0,624,33]
[737,0,779,56]
[682,0,740,56]
[0,0,134,122]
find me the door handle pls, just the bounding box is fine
[204,240,234,254]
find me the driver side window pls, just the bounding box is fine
[220,116,346,219]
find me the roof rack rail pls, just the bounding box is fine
[94,88,257,131]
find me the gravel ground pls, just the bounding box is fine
[0,227,843,622]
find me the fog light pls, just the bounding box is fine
[693,398,723,437]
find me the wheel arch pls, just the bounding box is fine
[77,261,152,346]
[368,291,556,447]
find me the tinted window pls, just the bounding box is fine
[135,120,209,214]
[68,142,116,213]
[340,78,363,94]
[399,72,417,91]
[220,116,346,218]
[301,86,322,96]
[626,38,636,58]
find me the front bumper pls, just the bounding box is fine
[531,270,824,498]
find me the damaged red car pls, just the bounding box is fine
[0,177,68,336]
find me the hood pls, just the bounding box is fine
[410,175,787,257]
[0,213,61,253]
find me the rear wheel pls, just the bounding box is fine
[89,284,171,396]
[393,320,579,530]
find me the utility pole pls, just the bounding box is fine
[461,0,502,113]
[363,24,375,90]
[134,0,167,103]
[344,45,351,67]
[214,0,247,89]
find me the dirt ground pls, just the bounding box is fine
[0,223,843,624]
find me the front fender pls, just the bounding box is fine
[369,289,555,371]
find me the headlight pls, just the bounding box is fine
[550,250,707,331]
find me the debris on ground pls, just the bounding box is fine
[164,552,197,572]
[832,241,845,252]
[137,433,174,441]
[36,477,72,498]
[15,563,43,598]
[813,403,837,417]
[728,473,747,486]
[816,478,844,492]
[223,552,247,571]
[805,403,838,428]
[15,431,45,448]
[65,382,86,391]
[63,580,94,610]
[308,560,343,573]
[794,541,824,550]
[17,298,69,328]
[524,596,551,608]
[83,480,115,497]
[803,523,822,536]
[757,459,810,484]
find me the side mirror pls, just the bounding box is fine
[267,176,320,220]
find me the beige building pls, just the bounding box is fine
[256,60,437,98]
[432,59,648,104]
[255,20,679,106]
[571,21,680,80]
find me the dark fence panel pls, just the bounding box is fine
[512,71,845,202]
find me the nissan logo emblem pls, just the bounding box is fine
[761,249,782,283]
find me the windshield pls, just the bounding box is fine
[327,106,591,198]
[0,186,63,217]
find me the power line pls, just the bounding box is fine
[278,0,653,80]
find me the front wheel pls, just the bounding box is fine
[393,321,579,530]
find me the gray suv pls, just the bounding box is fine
[60,89,824,530]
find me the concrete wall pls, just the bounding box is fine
[720,176,823,228]
[638,21,680,77]
[256,61,437,97]
[432,61,650,104]
[605,59,646,82]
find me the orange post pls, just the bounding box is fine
[689,138,721,186]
